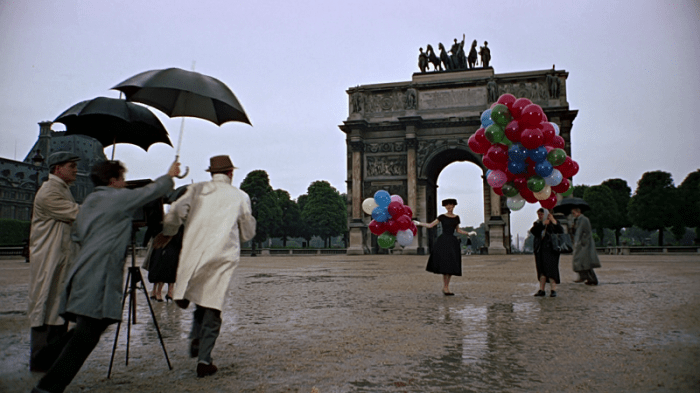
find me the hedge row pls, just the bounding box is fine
[0,218,31,246]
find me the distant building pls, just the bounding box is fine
[0,121,107,220]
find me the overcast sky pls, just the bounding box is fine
[1,0,698,242]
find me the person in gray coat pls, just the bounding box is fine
[571,207,601,285]
[33,160,179,393]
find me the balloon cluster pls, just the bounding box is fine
[362,190,418,248]
[467,93,578,211]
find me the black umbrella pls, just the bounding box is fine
[112,67,252,177]
[553,197,591,215]
[111,67,251,126]
[54,97,172,159]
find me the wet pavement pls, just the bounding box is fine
[1,253,699,392]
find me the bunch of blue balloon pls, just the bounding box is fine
[362,190,418,248]
[467,93,579,211]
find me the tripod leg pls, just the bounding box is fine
[108,268,132,378]
[126,275,133,366]
[134,268,172,370]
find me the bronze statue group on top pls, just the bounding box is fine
[418,34,491,73]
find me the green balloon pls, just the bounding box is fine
[500,137,513,147]
[490,104,512,127]
[561,184,574,197]
[484,124,505,144]
[501,182,519,197]
[527,175,546,192]
[377,232,396,248]
[547,148,567,166]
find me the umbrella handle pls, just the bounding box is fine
[176,166,189,179]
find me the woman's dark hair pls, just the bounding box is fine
[537,208,545,213]
[90,160,125,186]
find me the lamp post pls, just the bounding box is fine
[250,196,258,256]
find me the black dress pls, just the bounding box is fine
[426,214,462,276]
[530,221,563,284]
[147,226,184,284]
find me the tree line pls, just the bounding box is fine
[238,170,347,249]
[570,169,700,247]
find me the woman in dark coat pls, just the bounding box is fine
[530,208,563,297]
[416,198,470,296]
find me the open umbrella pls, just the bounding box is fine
[112,68,251,126]
[112,67,252,177]
[553,197,590,215]
[54,96,172,159]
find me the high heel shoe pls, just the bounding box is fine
[165,295,173,302]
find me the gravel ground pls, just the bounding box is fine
[1,253,699,392]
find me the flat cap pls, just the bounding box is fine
[48,151,80,167]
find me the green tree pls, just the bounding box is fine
[628,171,678,246]
[300,181,347,247]
[240,170,283,248]
[572,184,589,198]
[601,178,632,245]
[271,189,303,247]
[676,169,700,239]
[296,194,313,247]
[583,185,618,246]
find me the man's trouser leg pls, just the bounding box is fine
[35,316,109,393]
[193,305,222,364]
[30,323,69,372]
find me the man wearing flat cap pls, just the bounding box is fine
[154,155,256,378]
[27,151,80,372]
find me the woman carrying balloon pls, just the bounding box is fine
[415,199,470,296]
[530,208,564,297]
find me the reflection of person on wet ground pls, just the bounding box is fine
[415,199,470,296]
[153,155,256,379]
[571,207,601,285]
[530,208,563,297]
[32,160,179,393]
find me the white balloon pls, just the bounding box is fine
[396,229,414,247]
[362,198,378,215]
[507,195,526,211]
[534,185,552,200]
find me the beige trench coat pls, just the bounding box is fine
[163,174,256,311]
[27,174,79,327]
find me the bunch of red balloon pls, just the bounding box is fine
[467,93,578,211]
[362,190,418,248]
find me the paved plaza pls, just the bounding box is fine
[1,253,699,392]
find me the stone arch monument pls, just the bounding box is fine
[340,68,577,255]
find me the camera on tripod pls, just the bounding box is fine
[125,179,164,230]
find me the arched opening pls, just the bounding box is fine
[420,147,494,254]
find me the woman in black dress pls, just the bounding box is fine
[416,199,470,296]
[530,208,563,297]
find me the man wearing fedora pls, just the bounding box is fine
[154,155,256,378]
[27,151,80,372]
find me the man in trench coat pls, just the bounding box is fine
[27,151,80,372]
[571,207,601,285]
[33,160,179,393]
[155,155,256,378]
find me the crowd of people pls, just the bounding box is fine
[26,152,599,392]
[27,153,255,393]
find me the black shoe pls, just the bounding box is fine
[534,290,546,297]
[196,362,218,378]
[175,299,190,309]
[190,339,200,358]
[442,290,454,296]
[550,290,557,297]
[585,281,598,286]
[165,295,173,302]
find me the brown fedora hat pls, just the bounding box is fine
[205,155,237,173]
